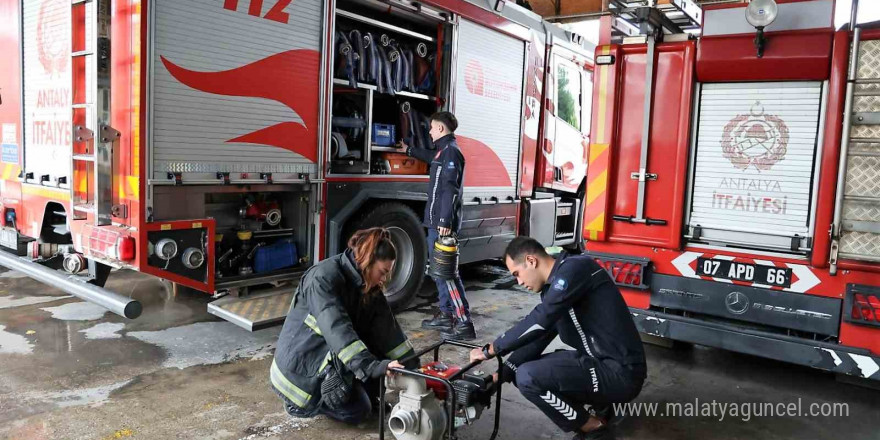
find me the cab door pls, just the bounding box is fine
[548,47,592,193]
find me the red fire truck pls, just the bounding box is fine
[585,0,880,383]
[0,0,594,329]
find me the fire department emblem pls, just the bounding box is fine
[37,0,68,77]
[720,101,789,171]
[464,60,485,96]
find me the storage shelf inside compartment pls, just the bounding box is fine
[335,0,441,42]
[330,5,442,177]
[332,6,439,98]
[206,191,309,282]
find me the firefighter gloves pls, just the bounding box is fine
[320,368,352,410]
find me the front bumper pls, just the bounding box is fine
[632,308,880,381]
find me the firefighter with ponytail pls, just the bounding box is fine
[270,228,419,424]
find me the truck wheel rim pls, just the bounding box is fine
[384,226,413,297]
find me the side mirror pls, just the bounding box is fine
[745,0,779,58]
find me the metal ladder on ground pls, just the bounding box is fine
[70,0,117,226]
[830,1,880,273]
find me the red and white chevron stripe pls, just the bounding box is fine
[671,251,820,294]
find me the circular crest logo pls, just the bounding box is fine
[464,60,484,96]
[720,101,789,171]
[725,291,750,315]
[37,0,68,77]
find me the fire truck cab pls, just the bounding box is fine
[585,0,880,383]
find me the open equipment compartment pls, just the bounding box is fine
[329,0,451,176]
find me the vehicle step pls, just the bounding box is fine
[208,286,295,331]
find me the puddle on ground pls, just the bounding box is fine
[0,294,73,310]
[128,321,280,370]
[79,322,125,340]
[39,379,133,408]
[41,301,109,321]
[0,324,34,354]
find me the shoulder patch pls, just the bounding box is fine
[447,161,456,169]
[553,278,567,291]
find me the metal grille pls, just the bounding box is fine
[844,156,880,198]
[155,160,315,174]
[850,141,880,155]
[839,37,880,259]
[843,200,880,223]
[840,231,880,260]
[856,40,880,80]
[850,93,880,138]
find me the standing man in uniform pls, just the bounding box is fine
[470,237,647,439]
[403,111,475,340]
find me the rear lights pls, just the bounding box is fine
[845,285,880,328]
[118,237,136,261]
[587,252,650,289]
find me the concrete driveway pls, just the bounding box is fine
[0,262,877,440]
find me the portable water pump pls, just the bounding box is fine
[380,340,503,440]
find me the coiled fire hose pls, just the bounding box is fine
[428,236,459,280]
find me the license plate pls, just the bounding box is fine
[696,257,792,288]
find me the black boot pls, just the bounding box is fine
[440,318,476,341]
[596,405,626,427]
[421,311,453,330]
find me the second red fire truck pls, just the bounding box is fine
[584,0,880,383]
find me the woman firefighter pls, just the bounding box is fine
[270,228,419,423]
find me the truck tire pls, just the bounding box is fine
[354,203,426,310]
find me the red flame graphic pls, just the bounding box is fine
[160,50,320,163]
[457,136,512,187]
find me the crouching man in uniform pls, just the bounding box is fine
[470,237,647,439]
[270,228,419,424]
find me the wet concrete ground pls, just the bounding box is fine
[0,262,877,440]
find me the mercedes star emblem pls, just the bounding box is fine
[725,291,750,315]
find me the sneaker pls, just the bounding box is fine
[440,319,477,341]
[421,311,453,330]
[572,413,614,440]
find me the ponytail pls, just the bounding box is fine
[348,227,397,293]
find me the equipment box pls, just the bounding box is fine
[378,153,427,175]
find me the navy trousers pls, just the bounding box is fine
[427,228,470,321]
[512,350,645,432]
[282,380,377,425]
